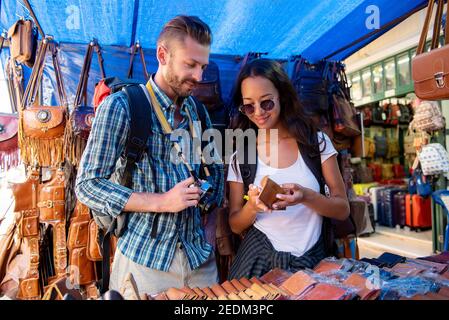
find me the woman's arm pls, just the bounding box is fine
[274,155,350,221]
[228,182,271,234]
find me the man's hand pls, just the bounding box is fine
[160,177,202,213]
[272,183,306,210]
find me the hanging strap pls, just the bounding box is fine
[21,37,68,110]
[23,0,45,38]
[74,39,106,108]
[417,0,449,55]
[0,34,4,54]
[127,42,149,80]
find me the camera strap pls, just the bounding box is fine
[145,81,210,178]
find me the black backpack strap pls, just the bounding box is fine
[100,84,152,294]
[238,141,258,197]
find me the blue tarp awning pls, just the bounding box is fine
[0,0,428,108]
[1,0,428,61]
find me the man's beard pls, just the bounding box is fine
[165,62,198,99]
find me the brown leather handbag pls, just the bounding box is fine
[8,168,41,299]
[68,39,106,167]
[7,19,38,68]
[19,37,68,167]
[67,201,97,286]
[0,113,19,171]
[412,0,449,100]
[38,168,68,279]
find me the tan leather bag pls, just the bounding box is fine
[412,0,449,100]
[69,39,106,167]
[68,201,97,286]
[0,113,19,171]
[7,19,38,68]
[38,169,68,278]
[19,37,68,167]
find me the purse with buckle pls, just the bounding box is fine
[68,39,106,167]
[19,37,68,167]
[412,0,449,100]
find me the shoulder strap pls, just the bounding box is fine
[122,84,152,186]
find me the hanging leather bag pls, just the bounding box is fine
[68,40,106,167]
[7,19,38,68]
[19,37,68,167]
[412,0,449,100]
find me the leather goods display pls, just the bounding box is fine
[372,105,386,125]
[362,107,372,127]
[417,143,449,176]
[7,168,41,300]
[258,176,286,209]
[404,128,416,155]
[373,135,387,158]
[405,194,432,229]
[367,163,382,182]
[5,58,25,113]
[7,19,38,67]
[67,201,96,286]
[191,61,224,112]
[412,0,449,100]
[38,169,67,280]
[19,37,68,167]
[354,165,373,183]
[328,62,360,137]
[0,113,19,172]
[412,100,445,132]
[398,103,412,124]
[393,164,405,179]
[291,57,328,116]
[69,39,106,167]
[381,164,394,180]
[363,137,375,158]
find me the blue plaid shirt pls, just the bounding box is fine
[75,76,224,271]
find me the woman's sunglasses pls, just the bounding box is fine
[238,99,275,116]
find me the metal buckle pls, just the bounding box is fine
[434,72,445,88]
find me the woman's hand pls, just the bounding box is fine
[272,183,307,210]
[246,184,272,213]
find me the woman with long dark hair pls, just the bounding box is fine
[227,59,349,279]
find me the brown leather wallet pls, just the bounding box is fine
[258,176,286,209]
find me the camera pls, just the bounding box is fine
[191,177,217,215]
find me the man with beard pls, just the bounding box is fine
[75,15,224,295]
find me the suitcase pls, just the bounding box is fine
[369,186,389,222]
[393,192,407,227]
[380,188,406,227]
[405,194,432,230]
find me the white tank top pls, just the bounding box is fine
[227,133,337,257]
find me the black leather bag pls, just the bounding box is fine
[374,135,388,158]
[372,105,386,125]
[398,104,412,124]
[292,57,328,116]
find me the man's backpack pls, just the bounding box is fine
[91,78,210,292]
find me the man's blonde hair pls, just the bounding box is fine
[157,15,212,48]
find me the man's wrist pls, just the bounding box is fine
[145,192,167,212]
